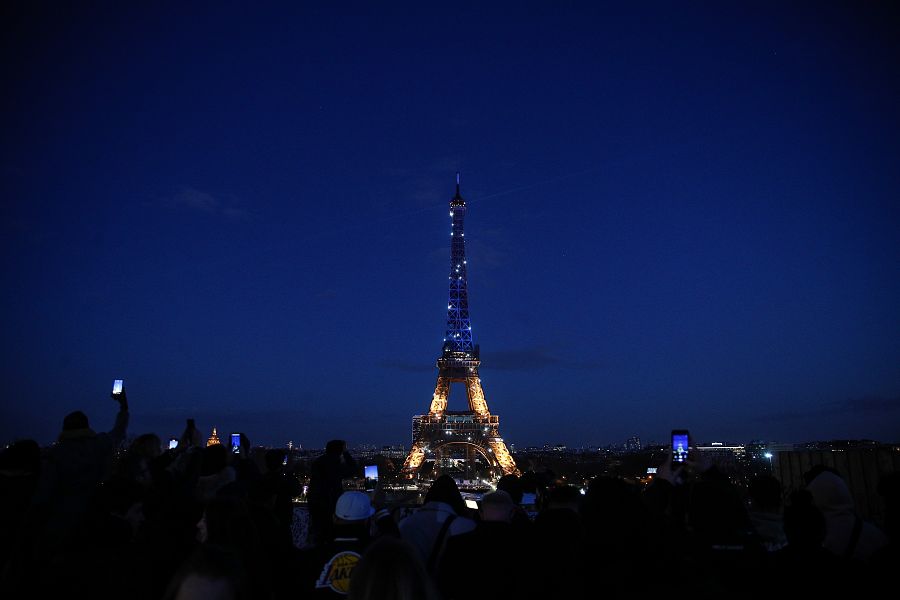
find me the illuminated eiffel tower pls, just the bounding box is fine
[402,175,518,480]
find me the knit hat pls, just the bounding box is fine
[335,491,375,521]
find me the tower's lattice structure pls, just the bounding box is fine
[402,176,518,479]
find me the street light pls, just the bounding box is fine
[764,452,773,472]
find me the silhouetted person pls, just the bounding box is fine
[179,418,203,450]
[683,473,766,597]
[773,489,847,596]
[870,472,900,594]
[32,389,129,558]
[197,495,271,599]
[437,490,525,600]
[580,477,650,597]
[531,485,585,599]
[197,444,235,503]
[230,432,261,485]
[262,449,302,534]
[349,536,440,600]
[806,468,889,561]
[0,439,42,592]
[164,544,248,600]
[398,475,475,574]
[308,440,357,547]
[747,474,787,551]
[299,491,376,598]
[496,473,530,527]
[119,433,162,488]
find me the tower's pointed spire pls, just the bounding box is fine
[454,171,462,199]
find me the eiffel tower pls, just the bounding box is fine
[402,175,518,480]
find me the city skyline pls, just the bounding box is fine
[2,3,899,448]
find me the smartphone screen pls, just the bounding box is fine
[364,465,378,491]
[520,492,537,506]
[112,379,123,395]
[168,438,178,450]
[672,430,690,464]
[231,433,241,454]
[465,499,479,510]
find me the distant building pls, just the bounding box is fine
[381,445,407,459]
[207,427,221,447]
[693,442,745,471]
[745,440,774,476]
[625,436,642,452]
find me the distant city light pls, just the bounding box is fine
[764,452,773,459]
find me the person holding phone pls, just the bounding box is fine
[671,430,690,465]
[178,418,203,449]
[308,440,358,547]
[32,380,131,557]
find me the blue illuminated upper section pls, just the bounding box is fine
[443,177,474,355]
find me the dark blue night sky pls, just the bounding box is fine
[2,2,898,448]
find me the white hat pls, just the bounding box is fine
[335,491,375,521]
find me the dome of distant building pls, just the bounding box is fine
[207,427,221,447]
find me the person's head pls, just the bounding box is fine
[131,433,162,460]
[802,464,841,487]
[805,469,854,516]
[264,449,285,473]
[747,475,784,513]
[199,496,258,552]
[200,444,230,477]
[877,471,900,542]
[348,537,440,600]
[325,439,347,456]
[784,489,826,549]
[543,485,582,513]
[180,419,203,448]
[424,474,466,515]
[496,474,523,504]
[519,470,546,500]
[334,491,375,525]
[480,490,515,523]
[62,410,90,432]
[165,544,246,600]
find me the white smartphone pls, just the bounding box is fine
[112,379,124,395]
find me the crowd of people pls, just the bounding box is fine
[1,394,898,599]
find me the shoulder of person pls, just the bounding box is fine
[449,515,477,535]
